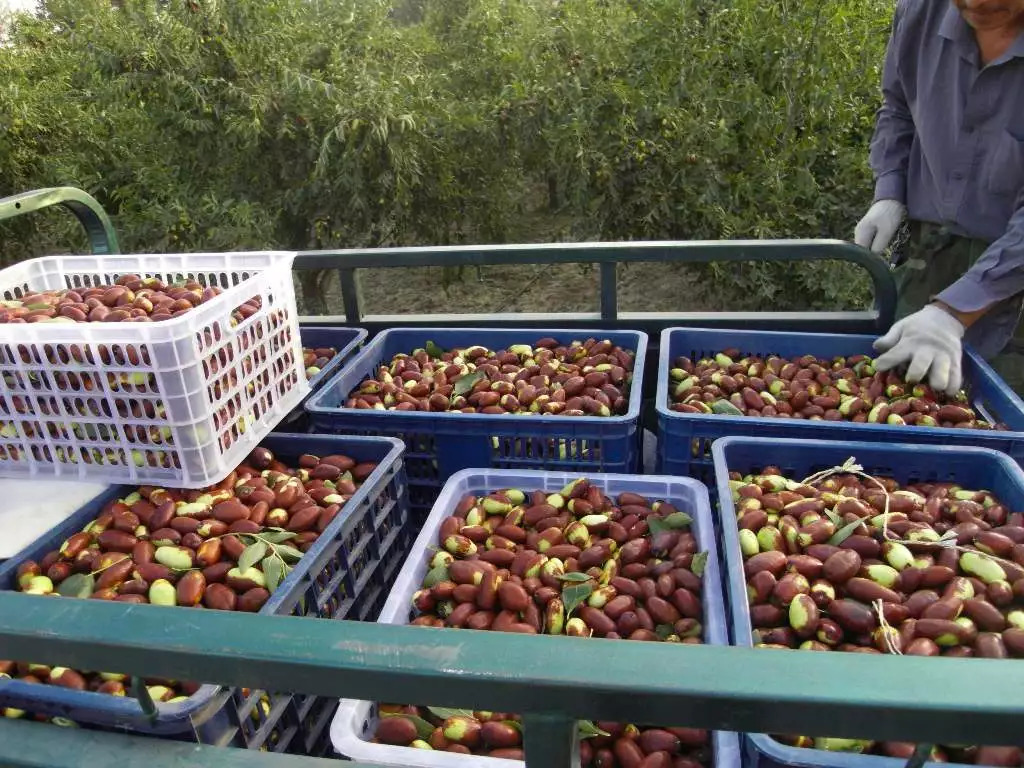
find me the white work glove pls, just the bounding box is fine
[873,304,965,396]
[854,199,907,255]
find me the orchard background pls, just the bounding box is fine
[0,0,894,315]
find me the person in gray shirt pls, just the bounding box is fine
[854,0,1024,397]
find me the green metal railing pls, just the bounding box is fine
[0,187,120,255]
[1,186,897,337]
[292,240,897,337]
[1,593,1023,767]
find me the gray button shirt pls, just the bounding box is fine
[869,0,1024,342]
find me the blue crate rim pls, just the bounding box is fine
[712,435,1024,768]
[0,432,407,732]
[305,326,649,426]
[655,326,1024,439]
[298,325,368,393]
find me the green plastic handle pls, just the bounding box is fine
[0,186,120,254]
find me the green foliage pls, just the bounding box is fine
[0,0,894,309]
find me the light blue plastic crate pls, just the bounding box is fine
[713,436,1024,768]
[656,327,1024,487]
[305,328,647,521]
[331,467,742,768]
[0,433,410,751]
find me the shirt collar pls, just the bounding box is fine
[939,3,1024,65]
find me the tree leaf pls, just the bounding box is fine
[453,370,483,397]
[828,518,865,547]
[711,399,744,416]
[263,555,284,594]
[577,721,610,739]
[274,544,305,563]
[557,572,592,583]
[260,530,297,544]
[690,551,708,578]
[382,712,435,740]
[824,509,843,527]
[425,340,444,359]
[663,512,692,529]
[427,707,474,721]
[647,516,668,536]
[502,719,523,733]
[239,540,268,572]
[561,581,594,617]
[57,573,94,598]
[422,563,449,588]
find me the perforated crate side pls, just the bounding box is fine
[655,326,1024,487]
[0,252,310,487]
[713,436,1024,768]
[305,327,648,518]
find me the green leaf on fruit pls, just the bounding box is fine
[502,719,523,733]
[453,370,484,397]
[647,512,690,535]
[260,530,297,544]
[824,509,843,527]
[382,712,435,740]
[422,563,449,588]
[690,551,708,578]
[828,519,864,547]
[663,511,693,529]
[647,517,668,536]
[57,573,94,598]
[427,707,474,721]
[561,581,594,617]
[711,399,744,416]
[274,544,304,563]
[263,555,284,594]
[557,572,592,583]
[425,340,445,359]
[577,720,610,739]
[655,624,675,640]
[239,541,268,572]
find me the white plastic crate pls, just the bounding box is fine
[330,468,741,768]
[0,251,308,487]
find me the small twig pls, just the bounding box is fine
[801,459,1019,571]
[872,599,902,656]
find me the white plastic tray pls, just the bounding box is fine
[330,467,741,768]
[0,479,107,559]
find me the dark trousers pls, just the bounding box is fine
[892,220,1024,396]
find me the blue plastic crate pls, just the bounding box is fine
[0,433,411,751]
[300,325,368,393]
[712,436,1024,768]
[274,326,369,433]
[331,467,741,768]
[656,327,1024,486]
[305,328,648,520]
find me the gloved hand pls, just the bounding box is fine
[854,199,907,255]
[873,304,965,395]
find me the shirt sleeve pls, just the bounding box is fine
[868,1,915,203]
[936,201,1024,311]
